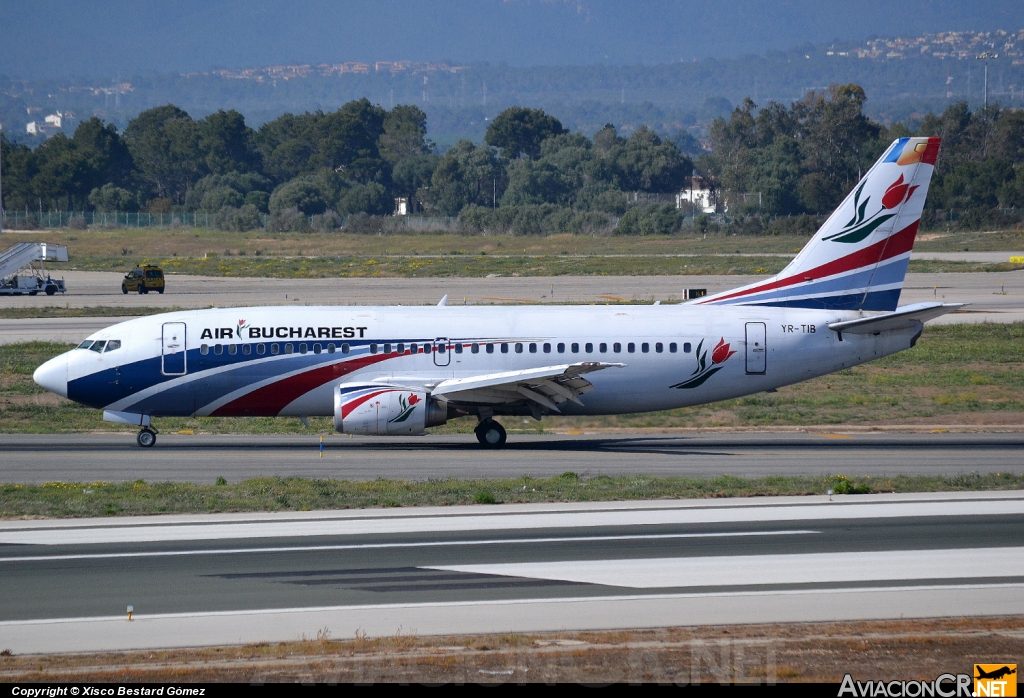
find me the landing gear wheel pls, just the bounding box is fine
[121,284,128,294]
[475,419,507,448]
[137,428,157,448]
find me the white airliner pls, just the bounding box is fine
[34,137,960,448]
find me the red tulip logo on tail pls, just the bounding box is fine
[671,338,736,389]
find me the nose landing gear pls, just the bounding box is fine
[475,419,507,448]
[137,427,157,448]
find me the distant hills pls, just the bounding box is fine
[3,29,1022,146]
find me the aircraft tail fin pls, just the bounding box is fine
[696,136,940,312]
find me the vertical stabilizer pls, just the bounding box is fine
[697,137,940,312]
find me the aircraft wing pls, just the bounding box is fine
[431,362,625,413]
[828,302,964,335]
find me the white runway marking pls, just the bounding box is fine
[0,529,817,562]
[1,497,1021,545]
[429,546,1024,589]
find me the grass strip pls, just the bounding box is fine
[0,306,183,319]
[2,472,1023,518]
[49,253,1024,278]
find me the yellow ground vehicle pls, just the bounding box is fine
[122,265,165,294]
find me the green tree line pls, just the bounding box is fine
[2,87,1022,235]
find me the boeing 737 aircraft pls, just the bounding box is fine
[34,137,960,448]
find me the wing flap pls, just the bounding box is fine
[828,302,964,334]
[432,361,624,410]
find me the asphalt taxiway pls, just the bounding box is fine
[2,269,1023,343]
[2,432,1022,483]
[1,491,1022,653]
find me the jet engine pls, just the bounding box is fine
[333,383,447,435]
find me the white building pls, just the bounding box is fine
[676,187,720,214]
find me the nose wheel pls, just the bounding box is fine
[475,419,507,448]
[137,428,157,448]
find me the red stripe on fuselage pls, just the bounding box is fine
[700,221,919,304]
[210,353,392,417]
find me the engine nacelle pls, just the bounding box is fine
[333,383,447,435]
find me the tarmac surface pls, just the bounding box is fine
[2,432,1022,483]
[1,491,1022,652]
[2,269,1024,343]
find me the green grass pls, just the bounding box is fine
[0,306,183,319]
[3,323,1024,436]
[2,472,1022,518]
[25,225,1024,279]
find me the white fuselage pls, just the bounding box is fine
[47,303,920,420]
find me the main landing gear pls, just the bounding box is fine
[137,427,157,448]
[475,418,507,448]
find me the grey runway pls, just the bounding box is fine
[2,270,1024,343]
[1,432,1022,483]
[1,492,1022,653]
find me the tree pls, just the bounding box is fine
[89,184,138,212]
[337,182,391,216]
[200,110,260,175]
[378,105,431,166]
[124,105,205,204]
[485,107,566,159]
[268,176,332,215]
[0,134,36,211]
[613,127,691,193]
[428,140,505,215]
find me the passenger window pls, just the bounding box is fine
[515,343,523,353]
[613,342,621,353]
[383,343,391,354]
[543,343,551,353]
[313,344,321,354]
[471,344,480,354]
[557,343,565,353]
[397,343,404,354]
[341,343,350,354]
[228,344,238,355]
[271,343,280,354]
[327,344,335,354]
[530,343,538,353]
[437,343,446,354]
[486,344,494,354]
[104,340,121,352]
[200,344,209,355]
[257,344,266,355]
[627,342,635,353]
[642,342,650,353]
[501,343,509,353]
[369,343,377,354]
[242,344,251,355]
[284,343,294,354]
[656,342,664,353]
[454,344,463,354]
[571,343,579,353]
[77,340,94,350]
[669,342,677,353]
[684,342,692,353]
[214,344,223,355]
[90,341,106,353]
[585,343,593,353]
[599,343,607,353]
[299,343,307,354]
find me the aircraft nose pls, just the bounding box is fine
[33,353,68,398]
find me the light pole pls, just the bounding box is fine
[977,52,999,108]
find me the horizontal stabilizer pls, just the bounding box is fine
[827,302,964,335]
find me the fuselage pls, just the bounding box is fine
[34,303,921,420]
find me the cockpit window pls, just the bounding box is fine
[77,340,94,350]
[104,340,121,352]
[89,340,107,353]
